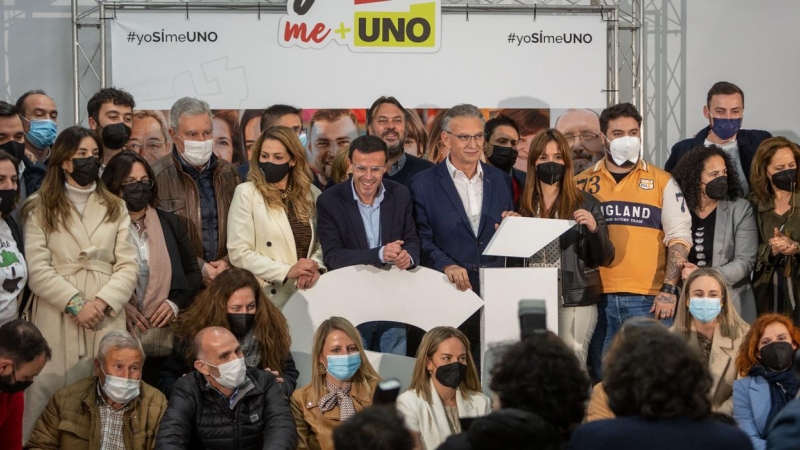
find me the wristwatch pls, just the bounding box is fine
[660,283,679,295]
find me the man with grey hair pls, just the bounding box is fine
[27,330,167,449]
[409,104,515,365]
[554,108,604,174]
[152,97,240,286]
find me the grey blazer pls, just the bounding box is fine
[711,198,758,323]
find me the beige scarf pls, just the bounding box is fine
[141,206,172,318]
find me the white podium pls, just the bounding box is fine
[480,217,575,384]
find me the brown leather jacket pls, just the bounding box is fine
[151,151,239,263]
[26,376,167,450]
[290,379,377,450]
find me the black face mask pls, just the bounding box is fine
[69,157,100,187]
[121,181,153,212]
[228,313,256,339]
[99,123,132,150]
[488,145,518,172]
[772,168,797,192]
[435,362,467,389]
[0,140,25,160]
[535,162,565,185]
[0,367,33,394]
[760,341,794,372]
[704,176,729,200]
[259,161,291,184]
[0,189,16,216]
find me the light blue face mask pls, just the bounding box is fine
[23,118,58,149]
[327,353,361,381]
[689,297,722,324]
[298,131,308,149]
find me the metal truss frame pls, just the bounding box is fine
[72,0,643,133]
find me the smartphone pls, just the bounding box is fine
[373,378,402,405]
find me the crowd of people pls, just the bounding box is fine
[0,81,800,449]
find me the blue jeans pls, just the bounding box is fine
[588,294,673,381]
[357,321,407,356]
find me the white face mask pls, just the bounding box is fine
[101,368,140,404]
[179,136,214,166]
[203,357,246,389]
[608,136,641,166]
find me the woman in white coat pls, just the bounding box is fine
[20,126,138,437]
[397,326,491,450]
[228,126,324,308]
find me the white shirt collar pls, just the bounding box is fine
[446,156,483,180]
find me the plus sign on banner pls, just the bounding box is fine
[278,0,441,52]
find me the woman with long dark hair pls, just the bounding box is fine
[517,128,614,366]
[102,150,201,385]
[21,126,138,436]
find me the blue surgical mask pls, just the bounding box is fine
[23,118,58,149]
[299,131,308,149]
[689,297,722,324]
[710,117,742,141]
[327,353,361,381]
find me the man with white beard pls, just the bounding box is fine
[367,96,433,187]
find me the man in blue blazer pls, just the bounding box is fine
[316,135,420,355]
[409,104,515,365]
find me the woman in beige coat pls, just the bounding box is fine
[228,126,324,308]
[671,268,750,416]
[21,126,138,438]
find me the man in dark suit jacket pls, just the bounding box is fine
[409,104,515,365]
[317,135,420,355]
[664,81,771,193]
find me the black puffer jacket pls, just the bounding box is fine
[559,192,615,307]
[155,367,297,450]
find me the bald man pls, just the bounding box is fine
[156,327,297,450]
[555,109,604,174]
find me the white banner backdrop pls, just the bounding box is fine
[109,10,607,110]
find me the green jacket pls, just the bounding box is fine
[26,376,166,450]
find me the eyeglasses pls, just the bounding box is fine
[122,178,155,189]
[290,126,307,137]
[445,131,485,144]
[563,133,600,144]
[352,165,386,175]
[444,130,485,145]
[125,141,166,152]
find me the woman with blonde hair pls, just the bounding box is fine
[396,326,489,450]
[425,109,448,163]
[20,126,138,437]
[671,268,750,415]
[227,126,325,308]
[291,316,380,450]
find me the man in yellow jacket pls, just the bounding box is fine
[26,331,166,450]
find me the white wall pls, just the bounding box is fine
[3,0,800,165]
[683,0,800,143]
